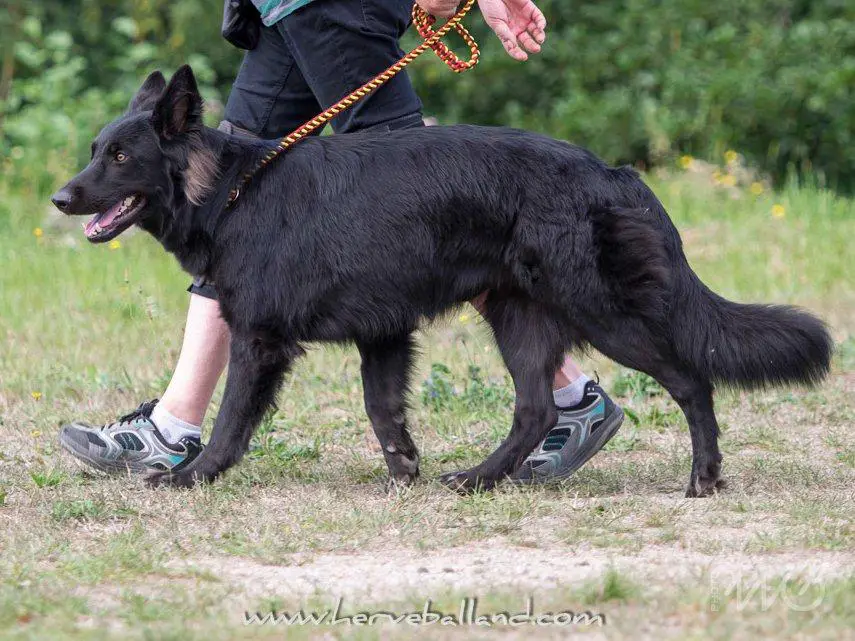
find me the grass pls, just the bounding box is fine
[0,163,853,640]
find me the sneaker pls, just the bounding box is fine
[58,400,203,474]
[511,381,624,484]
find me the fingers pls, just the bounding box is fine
[491,21,529,61]
[492,21,545,61]
[489,1,548,61]
[517,29,541,55]
[521,3,547,51]
[527,4,547,43]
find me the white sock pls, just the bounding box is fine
[553,374,591,408]
[150,403,201,444]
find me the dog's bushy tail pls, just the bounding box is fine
[592,204,833,389]
[673,277,833,388]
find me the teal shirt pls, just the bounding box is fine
[252,0,316,26]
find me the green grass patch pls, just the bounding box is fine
[0,171,853,640]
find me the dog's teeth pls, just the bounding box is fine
[123,197,134,207]
[94,223,103,234]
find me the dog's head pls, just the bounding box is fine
[51,65,216,243]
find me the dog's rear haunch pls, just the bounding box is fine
[52,67,833,496]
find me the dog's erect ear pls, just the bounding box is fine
[127,71,166,114]
[152,65,202,140]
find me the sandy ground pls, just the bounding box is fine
[171,541,854,607]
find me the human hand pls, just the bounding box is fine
[415,0,463,18]
[477,0,546,61]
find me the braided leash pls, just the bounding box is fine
[226,0,480,207]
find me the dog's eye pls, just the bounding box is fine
[115,151,128,163]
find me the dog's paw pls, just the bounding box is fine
[685,475,727,498]
[438,469,494,494]
[384,474,416,494]
[145,469,197,489]
[384,450,420,489]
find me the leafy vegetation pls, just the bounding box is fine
[611,370,663,401]
[416,0,855,190]
[2,0,855,203]
[421,363,513,413]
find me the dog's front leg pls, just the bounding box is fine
[147,335,299,488]
[357,335,420,489]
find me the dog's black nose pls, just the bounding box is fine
[51,190,72,212]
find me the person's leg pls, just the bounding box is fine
[223,14,322,139]
[275,0,424,134]
[58,290,229,472]
[156,291,231,428]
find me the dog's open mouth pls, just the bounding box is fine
[83,195,147,242]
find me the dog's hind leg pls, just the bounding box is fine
[146,334,299,488]
[357,335,420,488]
[671,383,724,497]
[581,320,724,497]
[439,294,563,492]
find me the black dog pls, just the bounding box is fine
[52,66,832,496]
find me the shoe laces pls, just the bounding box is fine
[110,399,159,428]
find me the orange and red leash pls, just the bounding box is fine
[226,0,480,207]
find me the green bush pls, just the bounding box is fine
[408,0,855,190]
[0,1,234,207]
[2,0,854,198]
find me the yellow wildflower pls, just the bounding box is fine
[771,204,786,218]
[31,430,42,438]
[678,155,693,170]
[720,174,736,187]
[109,239,122,250]
[750,182,764,196]
[724,149,738,164]
[33,228,43,238]
[31,391,42,401]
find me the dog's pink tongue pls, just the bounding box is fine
[98,201,124,228]
[83,201,122,237]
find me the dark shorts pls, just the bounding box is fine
[190,0,424,300]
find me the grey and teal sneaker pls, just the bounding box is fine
[58,400,202,474]
[511,381,624,484]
